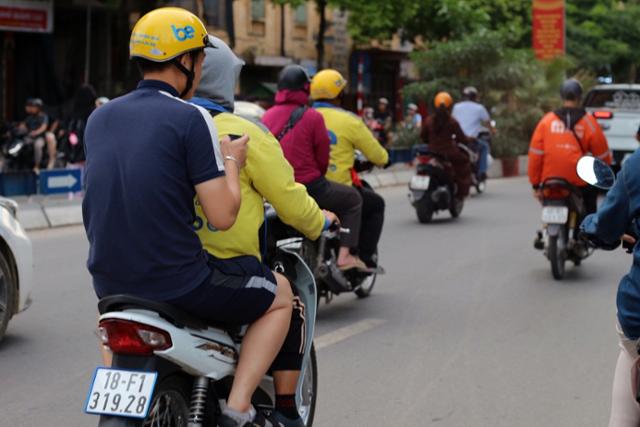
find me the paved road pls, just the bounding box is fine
[0,178,629,426]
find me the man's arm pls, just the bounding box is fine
[186,109,248,231]
[587,115,612,165]
[528,119,546,187]
[250,133,325,240]
[352,118,389,166]
[581,165,632,244]
[30,116,48,137]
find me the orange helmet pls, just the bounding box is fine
[434,92,453,109]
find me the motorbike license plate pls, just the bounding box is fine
[85,368,157,419]
[541,206,569,224]
[410,175,430,190]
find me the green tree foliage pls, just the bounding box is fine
[404,31,572,157]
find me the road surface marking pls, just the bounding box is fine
[314,319,386,350]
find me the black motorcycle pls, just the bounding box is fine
[534,177,592,280]
[263,205,383,303]
[408,144,466,223]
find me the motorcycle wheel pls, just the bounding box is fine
[0,251,15,343]
[449,197,464,218]
[299,344,318,426]
[143,376,192,427]
[416,200,433,224]
[548,234,566,280]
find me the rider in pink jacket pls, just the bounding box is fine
[263,65,366,271]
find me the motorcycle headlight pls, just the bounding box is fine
[0,198,18,219]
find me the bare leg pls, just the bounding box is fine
[337,246,365,269]
[227,273,292,412]
[45,132,57,169]
[273,370,299,395]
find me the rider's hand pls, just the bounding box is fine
[220,134,249,168]
[622,234,637,245]
[322,210,339,228]
[533,188,543,202]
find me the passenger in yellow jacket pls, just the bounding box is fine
[191,37,335,427]
[311,69,388,268]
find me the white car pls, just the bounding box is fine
[0,197,33,342]
[584,84,640,165]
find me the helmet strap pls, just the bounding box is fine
[173,53,196,99]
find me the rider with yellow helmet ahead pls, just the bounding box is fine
[311,69,389,268]
[84,8,291,427]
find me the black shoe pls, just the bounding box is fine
[533,231,544,250]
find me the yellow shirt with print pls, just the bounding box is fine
[315,105,389,186]
[194,112,325,260]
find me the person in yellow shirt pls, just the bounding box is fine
[191,36,336,427]
[311,69,389,268]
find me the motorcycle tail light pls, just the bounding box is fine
[98,319,172,356]
[542,186,571,200]
[417,155,431,164]
[593,111,613,119]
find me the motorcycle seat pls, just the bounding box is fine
[98,294,235,332]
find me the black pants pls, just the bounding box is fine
[306,177,362,248]
[580,185,599,216]
[356,185,385,267]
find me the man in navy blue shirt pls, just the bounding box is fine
[83,8,294,427]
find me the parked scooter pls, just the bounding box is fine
[533,177,592,280]
[1,122,34,172]
[408,144,467,223]
[87,233,318,425]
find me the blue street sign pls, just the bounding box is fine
[39,169,82,195]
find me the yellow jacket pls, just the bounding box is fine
[314,103,389,186]
[195,113,325,260]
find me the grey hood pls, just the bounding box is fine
[195,35,244,111]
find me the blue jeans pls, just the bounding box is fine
[476,139,489,176]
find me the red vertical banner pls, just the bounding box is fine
[532,0,565,60]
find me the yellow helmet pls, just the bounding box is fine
[310,69,347,100]
[130,7,212,62]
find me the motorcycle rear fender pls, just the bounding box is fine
[547,224,563,237]
[99,310,237,380]
[270,247,318,402]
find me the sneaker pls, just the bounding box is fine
[271,411,305,427]
[218,411,284,427]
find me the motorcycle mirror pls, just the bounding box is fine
[576,156,615,190]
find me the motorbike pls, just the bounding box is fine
[87,230,319,426]
[264,207,382,304]
[469,130,491,194]
[407,144,470,223]
[1,123,34,172]
[533,177,592,280]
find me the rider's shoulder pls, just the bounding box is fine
[215,112,274,142]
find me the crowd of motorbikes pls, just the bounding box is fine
[0,120,72,172]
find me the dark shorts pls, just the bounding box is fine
[167,255,277,326]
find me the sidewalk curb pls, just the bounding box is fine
[18,156,529,231]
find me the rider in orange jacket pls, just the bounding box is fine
[528,78,612,214]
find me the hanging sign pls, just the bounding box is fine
[0,0,53,33]
[532,0,565,60]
